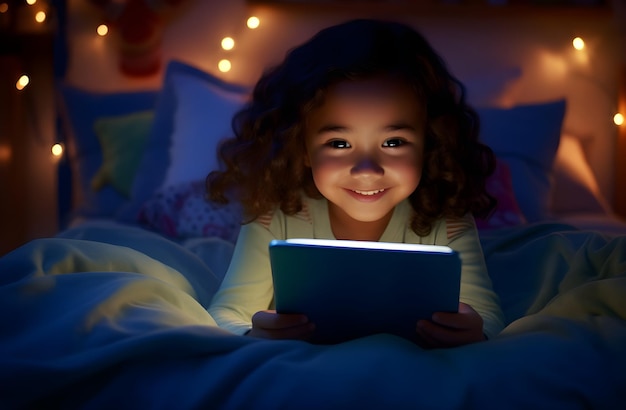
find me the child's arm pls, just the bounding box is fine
[208,219,314,340]
[452,214,505,339]
[208,222,278,335]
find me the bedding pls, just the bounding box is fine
[57,85,159,221]
[1,220,625,408]
[117,60,250,223]
[91,110,154,197]
[477,99,566,223]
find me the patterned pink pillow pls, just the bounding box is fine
[476,160,527,230]
[138,180,242,241]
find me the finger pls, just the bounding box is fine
[415,320,439,349]
[417,319,469,348]
[274,322,316,340]
[252,322,315,340]
[431,303,482,331]
[252,310,309,330]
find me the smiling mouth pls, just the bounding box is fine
[352,188,385,196]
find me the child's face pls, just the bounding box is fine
[304,77,425,230]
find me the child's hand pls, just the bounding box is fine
[415,302,485,348]
[247,310,315,340]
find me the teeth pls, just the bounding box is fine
[354,189,385,196]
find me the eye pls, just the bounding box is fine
[382,138,405,148]
[327,139,351,149]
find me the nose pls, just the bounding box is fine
[351,155,384,178]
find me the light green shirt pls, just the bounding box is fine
[208,196,505,339]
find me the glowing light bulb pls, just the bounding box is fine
[26,0,37,5]
[97,24,109,36]
[0,3,9,13]
[221,37,235,51]
[572,37,585,51]
[35,10,46,23]
[0,145,10,162]
[218,59,231,73]
[51,143,64,157]
[247,16,260,29]
[614,113,624,126]
[16,75,29,90]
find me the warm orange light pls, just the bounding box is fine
[16,75,29,90]
[218,59,231,73]
[0,145,10,162]
[0,3,9,13]
[247,16,260,29]
[572,37,585,51]
[614,113,625,126]
[97,24,109,36]
[51,143,64,157]
[26,0,37,5]
[35,10,46,23]
[221,37,235,51]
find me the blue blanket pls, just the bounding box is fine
[1,221,625,409]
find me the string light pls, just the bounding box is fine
[221,37,235,51]
[35,10,46,23]
[97,24,109,36]
[0,145,10,162]
[0,3,8,13]
[247,16,260,29]
[26,0,37,5]
[567,37,621,127]
[16,75,29,91]
[218,59,231,73]
[572,37,585,51]
[51,143,64,157]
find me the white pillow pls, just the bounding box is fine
[549,134,611,215]
[162,72,249,187]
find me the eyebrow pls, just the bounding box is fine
[315,123,417,135]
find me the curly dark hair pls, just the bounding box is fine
[207,18,495,236]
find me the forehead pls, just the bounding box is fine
[315,77,423,114]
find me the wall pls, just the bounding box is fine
[1,19,56,255]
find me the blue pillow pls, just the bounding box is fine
[477,99,566,222]
[58,84,158,220]
[116,60,249,222]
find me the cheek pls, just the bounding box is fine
[385,153,423,187]
[388,152,422,172]
[309,156,344,179]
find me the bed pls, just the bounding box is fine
[2,0,626,408]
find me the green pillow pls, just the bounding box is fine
[91,111,154,198]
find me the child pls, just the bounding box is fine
[207,19,505,347]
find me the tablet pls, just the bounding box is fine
[269,238,461,344]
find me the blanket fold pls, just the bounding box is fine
[1,221,625,409]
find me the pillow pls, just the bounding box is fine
[118,60,249,222]
[92,111,154,197]
[162,71,249,187]
[57,84,159,219]
[549,133,611,215]
[477,99,566,222]
[476,160,527,230]
[462,66,521,107]
[138,180,242,242]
